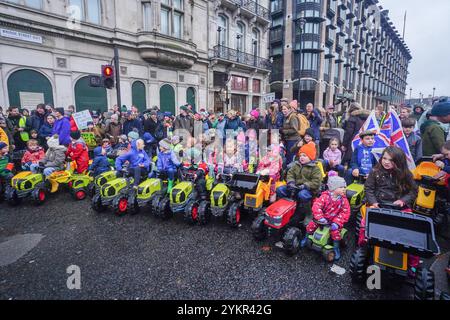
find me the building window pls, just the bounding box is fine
[236,22,245,52]
[252,79,261,93]
[142,2,152,31]
[68,0,101,24]
[218,15,228,46]
[160,0,184,38]
[7,0,42,10]
[231,75,248,91]
[252,29,260,57]
[231,94,247,115]
[252,96,260,109]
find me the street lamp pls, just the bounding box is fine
[296,12,307,107]
[253,40,258,67]
[432,87,436,101]
[409,87,412,101]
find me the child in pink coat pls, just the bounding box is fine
[323,138,344,176]
[256,144,283,203]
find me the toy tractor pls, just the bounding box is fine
[5,169,47,206]
[91,168,135,215]
[303,219,349,262]
[349,203,441,300]
[152,166,213,224]
[197,173,272,227]
[346,174,367,214]
[251,185,304,256]
[412,158,449,233]
[126,172,168,215]
[67,172,94,201]
[87,170,118,197]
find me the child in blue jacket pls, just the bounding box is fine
[155,138,180,193]
[115,139,150,189]
[89,146,111,177]
[345,130,378,185]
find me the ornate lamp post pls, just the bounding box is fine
[296,12,307,106]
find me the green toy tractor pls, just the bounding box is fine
[5,170,47,206]
[87,170,118,197]
[346,174,367,213]
[303,219,349,262]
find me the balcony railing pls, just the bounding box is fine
[228,0,270,20]
[210,45,271,70]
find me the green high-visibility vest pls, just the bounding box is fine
[19,117,29,142]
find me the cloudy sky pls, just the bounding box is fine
[381,0,450,99]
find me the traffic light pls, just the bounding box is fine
[102,65,115,89]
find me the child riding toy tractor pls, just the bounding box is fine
[197,172,272,227]
[349,202,440,300]
[251,184,305,256]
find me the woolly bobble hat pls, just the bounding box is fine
[327,176,347,191]
[250,109,260,118]
[127,131,139,141]
[159,139,172,150]
[299,143,317,161]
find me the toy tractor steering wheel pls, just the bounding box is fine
[313,218,330,227]
[378,202,404,210]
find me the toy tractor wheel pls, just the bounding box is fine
[113,197,129,217]
[87,183,96,198]
[349,247,368,283]
[251,214,268,241]
[151,195,162,216]
[6,188,21,206]
[73,188,87,201]
[355,212,362,246]
[128,197,140,215]
[282,227,302,256]
[197,201,211,226]
[414,268,435,300]
[184,201,199,225]
[91,193,106,212]
[155,197,172,220]
[31,188,47,205]
[227,203,241,228]
[322,249,336,262]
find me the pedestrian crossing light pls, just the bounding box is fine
[102,65,115,89]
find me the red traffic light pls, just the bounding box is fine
[101,65,115,89]
[103,65,113,77]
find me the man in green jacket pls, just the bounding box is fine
[420,113,446,156]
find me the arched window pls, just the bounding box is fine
[218,15,228,46]
[132,81,147,112]
[252,28,260,57]
[7,69,54,108]
[236,22,245,52]
[160,84,175,114]
[74,76,107,112]
[186,87,196,110]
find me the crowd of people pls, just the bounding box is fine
[1,97,450,263]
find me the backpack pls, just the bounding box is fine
[290,112,310,137]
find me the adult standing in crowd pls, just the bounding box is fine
[174,105,194,137]
[7,106,30,150]
[122,111,143,136]
[280,103,300,163]
[304,103,323,150]
[413,105,425,121]
[52,108,71,146]
[38,114,56,148]
[341,102,370,164]
[29,104,47,133]
[265,101,284,130]
[420,111,446,156]
[224,109,246,136]
[144,110,164,142]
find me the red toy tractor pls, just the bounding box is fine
[251,185,304,256]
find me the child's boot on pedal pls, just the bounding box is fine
[333,240,341,261]
[167,179,174,194]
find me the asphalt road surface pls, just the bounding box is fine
[0,192,449,300]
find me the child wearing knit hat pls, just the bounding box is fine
[153,138,180,193]
[302,175,350,261]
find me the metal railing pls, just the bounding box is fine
[226,0,270,20]
[210,45,271,70]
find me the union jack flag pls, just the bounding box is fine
[352,111,390,160]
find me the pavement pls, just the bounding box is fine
[0,192,449,300]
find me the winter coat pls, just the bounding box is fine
[22,147,45,165]
[420,120,446,156]
[246,118,265,134]
[89,147,110,176]
[265,112,284,130]
[29,113,47,132]
[156,150,180,172]
[342,109,371,162]
[305,109,323,141]
[38,123,53,140]
[115,141,151,171]
[224,117,246,133]
[286,161,322,194]
[41,142,67,170]
[0,154,13,177]
[256,155,282,180]
[122,118,143,136]
[66,139,89,173]
[312,191,351,228]
[323,147,342,165]
[144,118,164,141]
[405,132,423,162]
[365,166,418,208]
[70,116,78,132]
[350,145,377,174]
[7,115,31,149]
[105,122,122,145]
[0,126,13,146]
[52,117,71,146]
[173,115,194,136]
[281,112,301,141]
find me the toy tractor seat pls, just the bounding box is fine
[365,208,440,258]
[229,173,260,194]
[413,162,446,186]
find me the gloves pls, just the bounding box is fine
[287,181,296,188]
[318,218,328,224]
[331,223,339,231]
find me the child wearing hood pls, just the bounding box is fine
[21,139,45,171]
[155,138,180,193]
[66,130,89,174]
[115,139,151,189]
[34,135,67,177]
[89,146,111,177]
